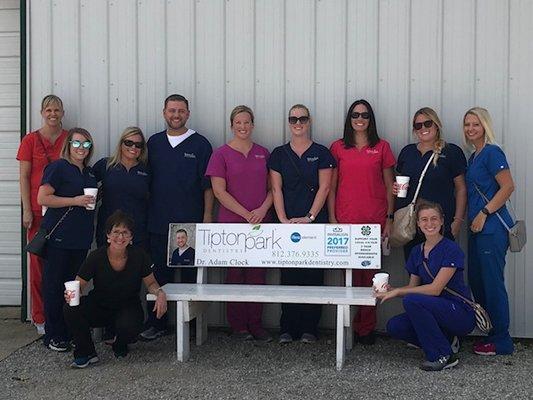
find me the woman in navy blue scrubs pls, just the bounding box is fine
[378,201,475,371]
[268,104,336,344]
[464,107,515,356]
[37,128,98,351]
[394,107,467,260]
[93,127,150,249]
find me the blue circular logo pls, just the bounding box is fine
[361,260,371,267]
[290,232,301,243]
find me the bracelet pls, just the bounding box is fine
[453,217,464,222]
[306,212,315,222]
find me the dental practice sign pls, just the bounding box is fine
[193,223,381,269]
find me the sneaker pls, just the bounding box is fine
[406,342,420,349]
[451,336,460,354]
[139,326,166,341]
[103,328,116,345]
[104,335,117,345]
[301,333,317,344]
[251,329,273,342]
[473,342,496,356]
[112,343,129,358]
[70,353,99,369]
[278,333,293,344]
[35,323,45,336]
[48,339,70,352]
[358,332,376,345]
[420,354,459,371]
[230,331,254,341]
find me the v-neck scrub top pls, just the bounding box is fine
[396,143,467,229]
[93,158,150,244]
[206,143,270,223]
[147,130,213,234]
[40,159,98,249]
[330,139,396,224]
[465,144,513,234]
[268,142,336,223]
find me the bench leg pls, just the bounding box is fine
[196,311,208,346]
[336,305,345,371]
[176,301,190,362]
[344,305,353,351]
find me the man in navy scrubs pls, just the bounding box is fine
[140,94,214,341]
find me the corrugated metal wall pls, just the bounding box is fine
[0,0,21,305]
[26,0,533,337]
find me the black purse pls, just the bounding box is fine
[25,207,73,259]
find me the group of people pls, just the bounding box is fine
[18,93,516,371]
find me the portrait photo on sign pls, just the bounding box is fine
[167,223,196,267]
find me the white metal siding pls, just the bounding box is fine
[0,0,20,305]
[26,0,533,336]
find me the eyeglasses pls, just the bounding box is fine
[109,230,132,238]
[351,112,370,120]
[288,116,310,125]
[70,140,92,149]
[413,120,434,130]
[123,139,144,149]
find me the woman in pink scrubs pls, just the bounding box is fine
[206,105,273,342]
[328,99,396,345]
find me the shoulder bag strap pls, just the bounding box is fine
[473,184,515,231]
[283,144,316,193]
[36,132,52,165]
[420,251,475,307]
[410,153,435,205]
[45,206,74,239]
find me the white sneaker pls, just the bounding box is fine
[35,323,45,335]
[451,336,460,354]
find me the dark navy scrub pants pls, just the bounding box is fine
[468,226,514,354]
[387,294,475,362]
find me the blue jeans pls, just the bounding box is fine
[468,227,514,354]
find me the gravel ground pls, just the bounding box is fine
[1,331,531,400]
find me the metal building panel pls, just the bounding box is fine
[138,0,167,137]
[254,0,285,150]
[0,0,19,9]
[475,0,509,143]
[346,0,379,118]
[0,280,21,305]
[194,0,225,147]
[28,0,52,131]
[0,107,17,131]
[109,0,138,141]
[0,32,18,57]
[409,0,442,115]
[225,0,255,140]
[377,0,411,153]
[0,255,20,279]
[0,8,19,31]
[0,58,18,84]
[0,181,19,205]
[79,0,110,159]
[441,0,476,145]
[315,0,346,146]
[0,85,18,107]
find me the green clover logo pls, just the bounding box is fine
[361,226,371,236]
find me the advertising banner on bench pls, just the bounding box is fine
[168,223,381,269]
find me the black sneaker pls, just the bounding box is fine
[48,339,70,352]
[113,343,129,358]
[139,326,166,341]
[420,354,459,371]
[358,332,376,345]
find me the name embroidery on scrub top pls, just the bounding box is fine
[307,157,319,162]
[184,152,196,158]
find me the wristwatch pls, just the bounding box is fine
[481,207,490,216]
[387,214,394,220]
[306,212,315,222]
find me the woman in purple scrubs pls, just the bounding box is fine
[206,105,273,342]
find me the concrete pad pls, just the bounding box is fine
[0,307,39,361]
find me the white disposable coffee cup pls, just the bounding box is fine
[396,176,410,198]
[64,280,80,306]
[42,206,48,216]
[83,187,98,210]
[372,272,390,293]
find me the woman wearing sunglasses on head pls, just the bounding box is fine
[327,99,396,345]
[463,107,515,356]
[268,104,336,344]
[206,105,273,342]
[394,108,467,261]
[37,128,98,352]
[16,94,68,335]
[93,127,150,250]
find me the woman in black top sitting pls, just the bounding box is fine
[63,210,167,368]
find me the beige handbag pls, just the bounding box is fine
[389,153,435,247]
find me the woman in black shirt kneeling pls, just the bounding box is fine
[64,210,167,368]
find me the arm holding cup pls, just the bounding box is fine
[38,183,95,209]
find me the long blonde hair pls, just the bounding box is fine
[463,107,498,151]
[107,127,147,169]
[412,107,445,166]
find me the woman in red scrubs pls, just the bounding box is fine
[328,99,396,344]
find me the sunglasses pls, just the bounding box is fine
[70,140,92,149]
[351,112,370,119]
[123,139,144,149]
[288,116,310,124]
[413,120,434,130]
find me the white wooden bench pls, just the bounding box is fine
[147,280,375,370]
